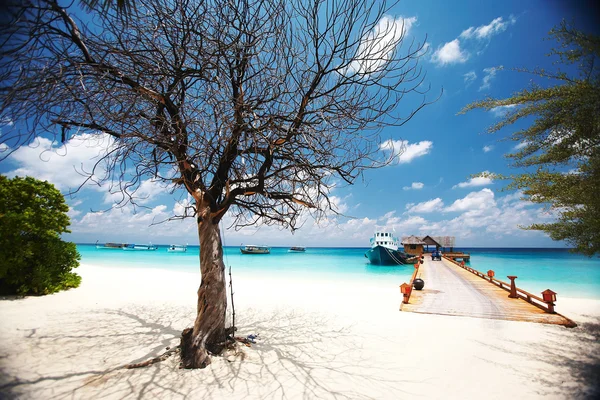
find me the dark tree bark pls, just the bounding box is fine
[181,202,227,368]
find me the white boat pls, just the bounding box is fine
[167,244,187,253]
[364,231,414,265]
[240,245,270,254]
[288,246,306,252]
[123,243,158,251]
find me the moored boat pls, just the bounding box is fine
[123,243,158,251]
[289,246,306,252]
[95,241,128,250]
[365,231,414,265]
[167,244,187,252]
[240,245,270,254]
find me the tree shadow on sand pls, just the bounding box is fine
[474,316,600,399]
[1,305,418,399]
[0,304,188,399]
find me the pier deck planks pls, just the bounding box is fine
[402,257,573,326]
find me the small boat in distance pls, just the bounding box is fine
[289,246,306,252]
[167,244,188,253]
[365,231,414,265]
[123,243,158,251]
[240,245,270,254]
[95,241,128,250]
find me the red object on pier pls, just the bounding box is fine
[400,282,412,304]
[542,289,557,303]
[507,276,518,298]
[542,289,557,313]
[487,270,495,278]
[414,263,419,269]
[400,283,411,294]
[460,261,465,267]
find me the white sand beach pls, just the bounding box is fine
[1,263,599,399]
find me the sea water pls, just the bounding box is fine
[76,245,600,299]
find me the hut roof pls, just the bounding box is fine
[421,235,441,246]
[401,235,426,245]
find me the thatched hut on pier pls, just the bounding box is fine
[421,235,441,252]
[401,236,426,255]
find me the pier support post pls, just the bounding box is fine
[507,276,518,298]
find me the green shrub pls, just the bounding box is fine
[0,176,81,295]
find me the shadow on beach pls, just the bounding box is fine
[475,317,600,399]
[0,304,418,400]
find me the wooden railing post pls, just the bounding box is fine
[400,283,412,304]
[542,289,557,314]
[507,276,518,298]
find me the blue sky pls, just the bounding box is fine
[1,0,597,248]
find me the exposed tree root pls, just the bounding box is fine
[124,346,181,369]
[124,327,248,369]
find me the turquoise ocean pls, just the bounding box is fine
[77,245,600,300]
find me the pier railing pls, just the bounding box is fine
[400,259,421,305]
[442,256,564,316]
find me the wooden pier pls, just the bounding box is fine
[442,252,470,262]
[400,256,576,327]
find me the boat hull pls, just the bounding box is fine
[123,245,158,251]
[240,249,270,254]
[167,245,187,252]
[365,246,411,265]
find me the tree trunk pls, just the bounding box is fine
[180,204,227,369]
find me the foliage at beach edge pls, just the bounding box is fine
[460,21,600,256]
[0,176,81,295]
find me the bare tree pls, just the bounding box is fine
[0,0,432,368]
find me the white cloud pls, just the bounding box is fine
[380,139,433,164]
[431,16,516,68]
[399,141,433,163]
[483,145,494,153]
[564,168,581,175]
[395,215,428,230]
[499,191,523,204]
[445,188,496,212]
[4,133,116,191]
[490,104,516,117]
[431,39,468,66]
[513,141,529,151]
[406,198,444,213]
[103,178,168,205]
[67,199,83,219]
[347,15,417,75]
[463,71,477,84]
[403,182,424,190]
[379,214,428,235]
[382,211,396,219]
[453,173,494,189]
[72,201,197,242]
[479,66,501,91]
[65,184,559,247]
[460,17,515,40]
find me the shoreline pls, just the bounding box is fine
[1,263,599,399]
[80,243,581,249]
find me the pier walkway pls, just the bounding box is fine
[401,257,574,326]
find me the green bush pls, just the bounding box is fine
[0,176,81,295]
